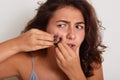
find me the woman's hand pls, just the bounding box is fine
[55,42,86,80]
[0,28,54,62]
[14,29,54,52]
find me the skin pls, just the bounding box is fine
[0,6,103,80]
[46,6,86,80]
[46,6,85,54]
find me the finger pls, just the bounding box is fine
[35,45,52,50]
[36,40,54,46]
[61,42,76,57]
[55,47,65,62]
[57,42,70,59]
[55,57,62,68]
[36,34,54,42]
[32,29,54,38]
[38,45,52,49]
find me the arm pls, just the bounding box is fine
[55,41,87,80]
[0,29,54,79]
[67,64,104,80]
[0,38,20,63]
[0,29,54,63]
[0,56,19,79]
[55,41,103,80]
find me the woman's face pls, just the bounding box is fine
[46,6,85,53]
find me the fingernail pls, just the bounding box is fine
[59,37,62,42]
[54,43,58,47]
[54,34,58,47]
[58,37,62,43]
[54,37,62,47]
[53,35,58,42]
[54,34,58,39]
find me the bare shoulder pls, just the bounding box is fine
[0,52,32,79]
[4,52,32,65]
[87,63,104,80]
[8,52,33,71]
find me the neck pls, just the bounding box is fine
[45,47,60,70]
[45,47,69,79]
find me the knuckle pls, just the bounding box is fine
[31,45,37,51]
[29,29,37,34]
[31,47,36,51]
[29,29,34,33]
[42,41,46,45]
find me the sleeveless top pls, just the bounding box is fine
[29,57,39,80]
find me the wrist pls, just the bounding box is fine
[69,73,86,80]
[0,38,21,62]
[68,67,86,80]
[7,38,21,54]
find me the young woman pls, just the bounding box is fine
[0,0,106,80]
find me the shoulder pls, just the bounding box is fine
[6,52,32,64]
[87,63,103,80]
[0,52,33,79]
[9,52,33,68]
[2,52,33,72]
[2,53,32,68]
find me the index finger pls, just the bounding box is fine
[37,29,54,37]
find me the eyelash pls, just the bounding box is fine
[57,24,66,28]
[57,24,84,30]
[75,25,84,30]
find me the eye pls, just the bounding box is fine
[57,24,66,28]
[75,25,84,30]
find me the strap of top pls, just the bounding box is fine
[29,56,39,80]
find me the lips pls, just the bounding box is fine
[67,43,76,48]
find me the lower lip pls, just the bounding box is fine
[68,45,75,48]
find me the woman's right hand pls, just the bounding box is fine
[14,29,54,52]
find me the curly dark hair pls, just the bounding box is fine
[22,0,106,78]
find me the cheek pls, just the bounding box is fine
[46,26,57,34]
[77,31,85,45]
[46,26,66,37]
[55,31,67,39]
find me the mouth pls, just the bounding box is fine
[67,43,76,48]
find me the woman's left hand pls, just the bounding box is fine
[55,42,86,80]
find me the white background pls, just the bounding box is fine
[0,0,120,80]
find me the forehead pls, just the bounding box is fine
[51,6,84,22]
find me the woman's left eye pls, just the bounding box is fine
[76,25,84,30]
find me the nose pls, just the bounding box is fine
[66,28,76,40]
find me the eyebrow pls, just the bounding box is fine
[56,20,85,24]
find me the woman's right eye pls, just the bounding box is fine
[57,24,66,28]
